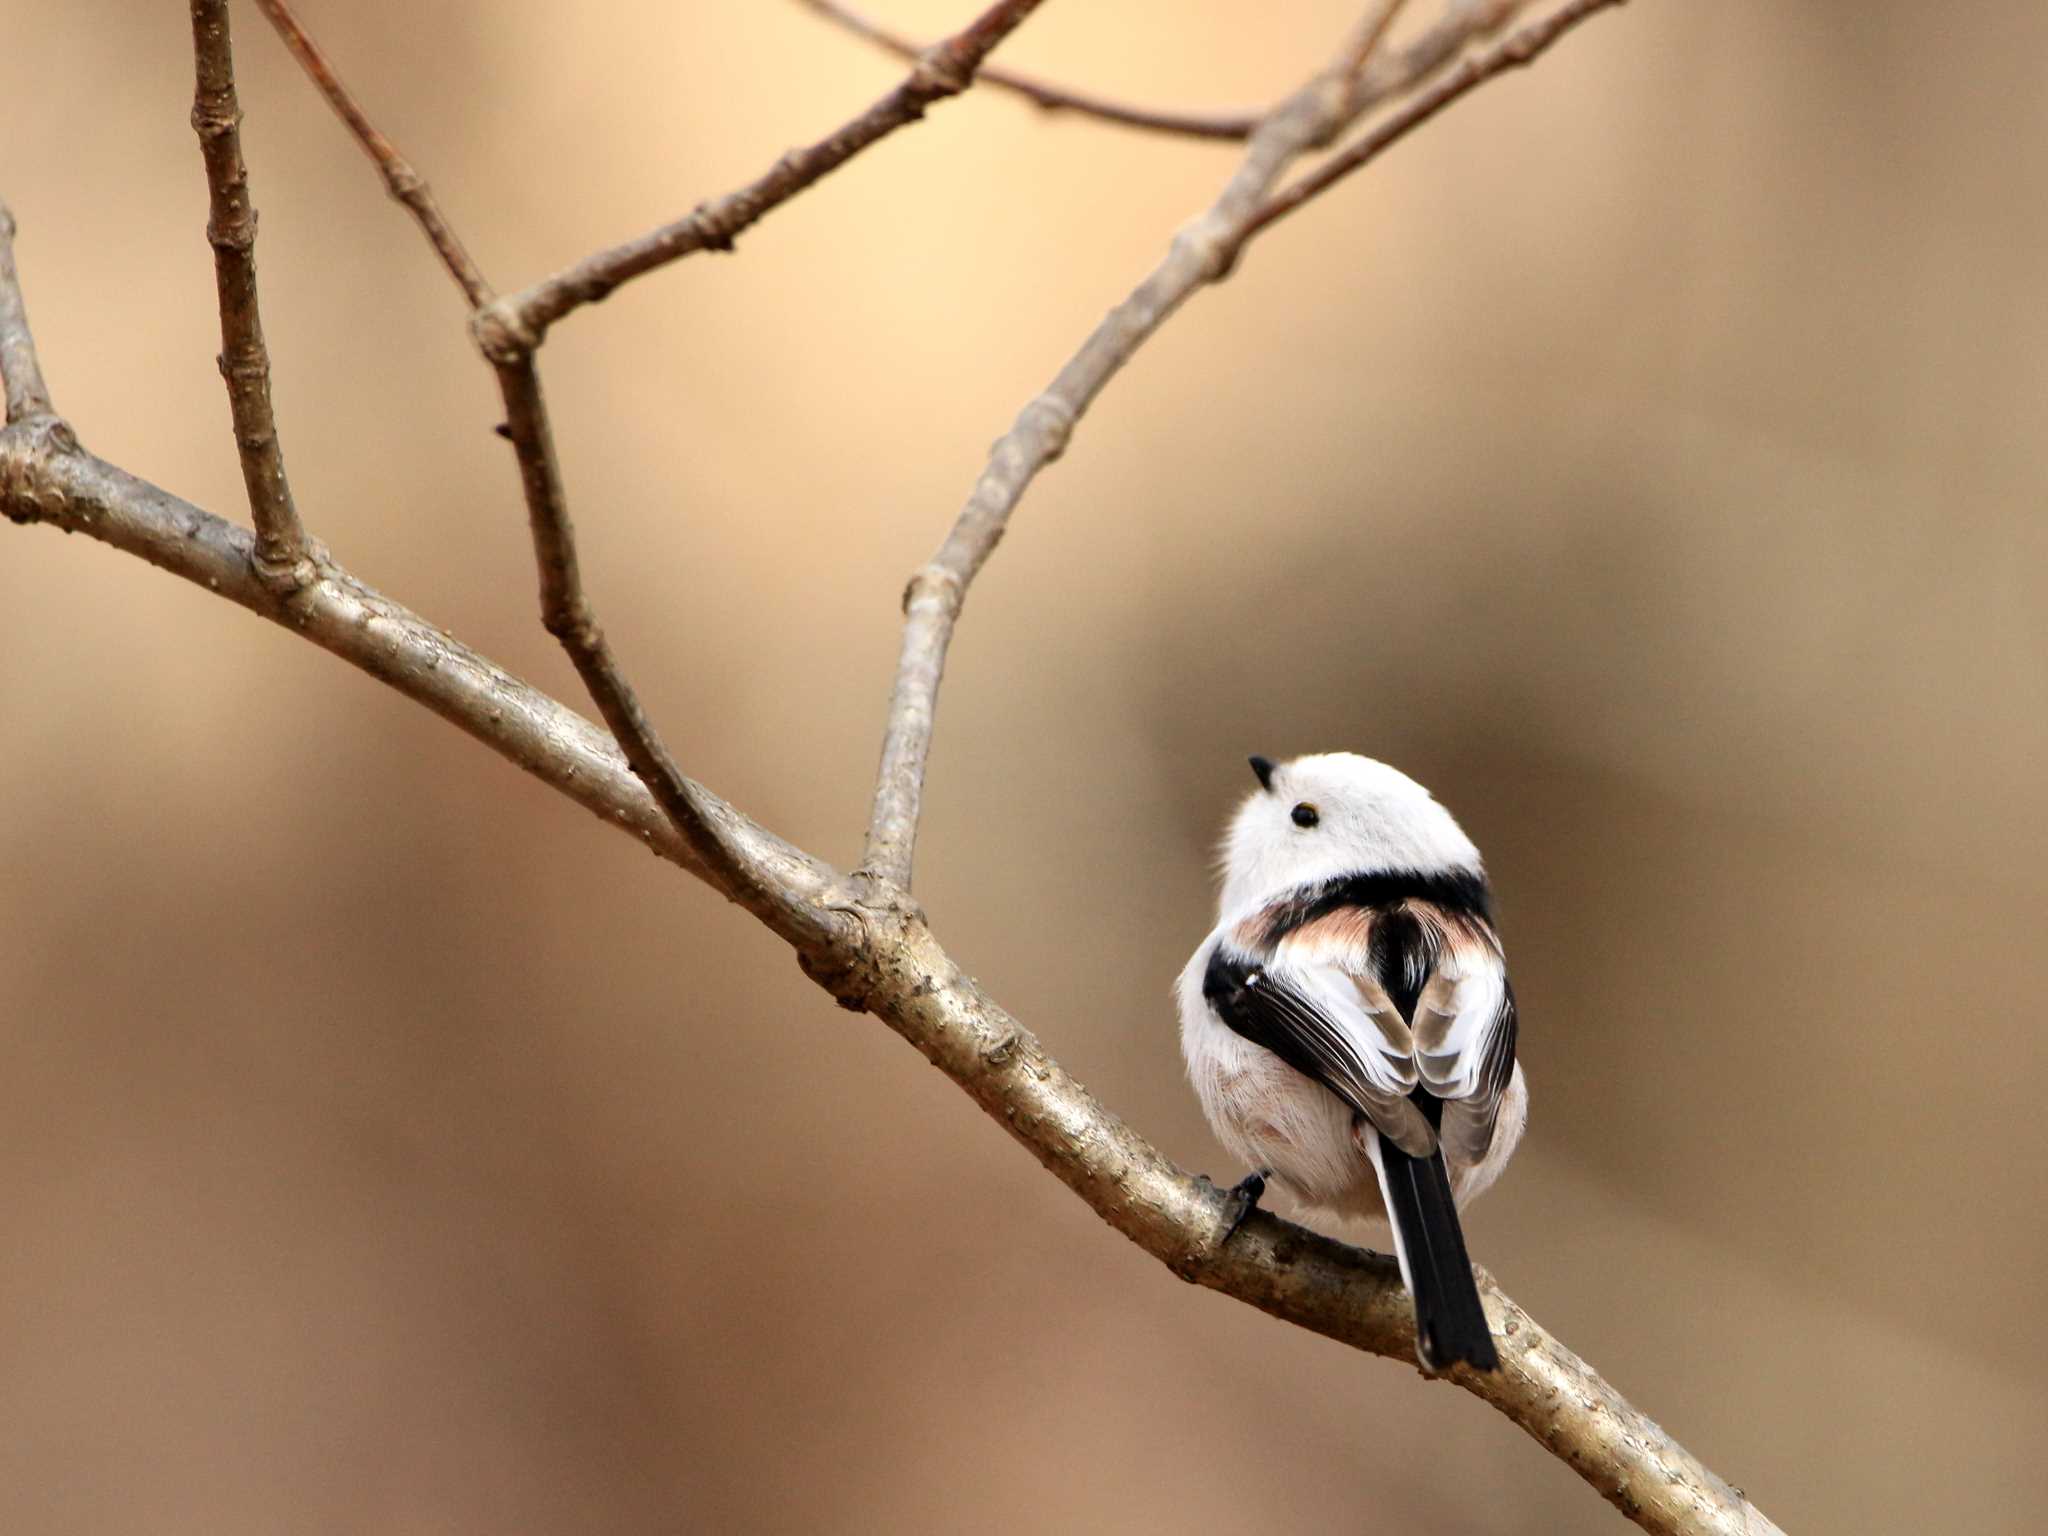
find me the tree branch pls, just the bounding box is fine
[860,0,1520,887]
[835,903,1787,1536]
[188,0,310,584]
[1247,0,1628,243]
[243,0,814,940]
[249,0,496,308]
[0,406,1783,1536]
[243,0,1054,901]
[0,420,847,951]
[0,203,52,422]
[0,4,1788,1528]
[487,352,819,940]
[473,0,1050,354]
[795,0,1262,141]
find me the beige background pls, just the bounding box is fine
[3,2,2044,1532]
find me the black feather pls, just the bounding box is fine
[1368,908,1500,1369]
[1258,867,1494,944]
[1203,947,1388,1120]
[1377,1125,1500,1372]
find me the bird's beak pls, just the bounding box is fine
[1248,756,1276,792]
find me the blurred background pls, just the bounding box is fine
[3,2,2043,1531]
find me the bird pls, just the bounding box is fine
[1176,752,1526,1372]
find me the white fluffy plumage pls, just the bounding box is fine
[1214,753,1484,922]
[1177,753,1526,1368]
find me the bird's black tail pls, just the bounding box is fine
[1367,1129,1499,1372]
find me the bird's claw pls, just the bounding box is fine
[1220,1169,1269,1244]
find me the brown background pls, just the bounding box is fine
[3,2,2044,1532]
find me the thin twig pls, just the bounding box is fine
[796,0,1261,141]
[490,353,796,929]
[250,0,790,926]
[472,5,1049,914]
[188,0,309,583]
[860,0,1528,887]
[475,0,1050,354]
[0,203,52,422]
[1336,0,1414,83]
[1247,0,1629,243]
[250,0,495,308]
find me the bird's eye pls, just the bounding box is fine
[1291,802,1319,828]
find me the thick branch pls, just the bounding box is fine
[849,908,1786,1536]
[250,0,495,308]
[796,0,1261,141]
[0,204,52,422]
[860,0,1521,887]
[0,420,846,951]
[188,0,309,583]
[473,0,1049,353]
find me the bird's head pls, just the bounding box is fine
[1218,752,1482,917]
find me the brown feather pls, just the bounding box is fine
[1272,912,1437,1156]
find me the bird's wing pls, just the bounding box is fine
[1203,916,1437,1156]
[1260,902,1518,1165]
[1394,909,1519,1165]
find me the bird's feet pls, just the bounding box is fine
[1220,1168,1270,1244]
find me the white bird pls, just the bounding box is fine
[1177,752,1527,1371]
